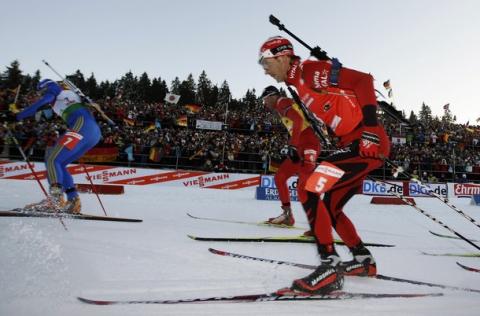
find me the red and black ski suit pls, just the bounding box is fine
[272,97,321,206]
[285,58,391,252]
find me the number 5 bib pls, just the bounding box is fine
[305,161,345,194]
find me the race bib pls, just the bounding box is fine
[305,161,345,194]
[59,131,83,150]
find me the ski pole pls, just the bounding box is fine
[41,60,115,126]
[5,127,68,230]
[383,158,480,231]
[81,164,108,216]
[367,176,480,251]
[6,128,48,197]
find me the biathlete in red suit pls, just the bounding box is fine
[260,86,321,227]
[259,36,391,295]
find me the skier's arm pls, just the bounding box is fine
[277,99,304,147]
[16,93,56,121]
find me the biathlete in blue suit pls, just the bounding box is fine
[16,79,101,213]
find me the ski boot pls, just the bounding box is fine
[24,185,65,212]
[338,243,377,277]
[265,205,295,226]
[64,196,82,214]
[291,246,344,294]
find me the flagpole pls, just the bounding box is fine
[221,95,230,167]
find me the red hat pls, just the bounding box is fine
[258,36,296,64]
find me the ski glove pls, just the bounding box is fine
[287,145,300,163]
[359,128,381,159]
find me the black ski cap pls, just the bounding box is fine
[261,86,280,98]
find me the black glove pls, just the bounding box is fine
[287,145,300,163]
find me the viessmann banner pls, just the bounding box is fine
[0,160,259,190]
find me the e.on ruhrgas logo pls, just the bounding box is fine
[454,183,480,196]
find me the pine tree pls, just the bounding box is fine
[243,88,257,109]
[208,85,219,107]
[170,77,181,95]
[99,80,116,99]
[85,73,99,99]
[118,71,139,101]
[217,80,231,108]
[149,77,168,102]
[408,110,418,125]
[178,73,196,105]
[197,70,212,106]
[3,60,23,89]
[418,102,432,124]
[31,70,41,90]
[138,72,151,102]
[67,70,86,92]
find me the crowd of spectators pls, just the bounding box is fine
[2,86,480,182]
[385,118,480,182]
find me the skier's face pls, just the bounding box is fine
[262,94,278,109]
[261,56,289,82]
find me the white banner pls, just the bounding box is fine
[362,179,404,196]
[391,136,406,145]
[195,119,224,131]
[0,160,259,190]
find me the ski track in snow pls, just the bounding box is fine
[1,179,480,316]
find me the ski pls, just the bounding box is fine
[187,212,306,230]
[0,209,142,223]
[77,290,441,305]
[456,262,480,273]
[208,248,480,293]
[421,251,480,258]
[188,235,394,247]
[429,230,478,242]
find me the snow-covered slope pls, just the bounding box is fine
[1,179,479,316]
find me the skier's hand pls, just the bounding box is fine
[287,145,300,163]
[359,127,381,159]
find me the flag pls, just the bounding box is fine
[184,104,201,114]
[149,147,161,162]
[144,124,156,132]
[383,80,391,90]
[383,80,393,98]
[443,103,450,111]
[164,93,180,104]
[123,118,135,126]
[79,147,119,163]
[176,115,188,127]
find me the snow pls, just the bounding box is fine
[1,179,479,316]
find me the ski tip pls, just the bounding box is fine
[77,297,112,305]
[187,234,196,240]
[456,261,480,272]
[208,248,223,255]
